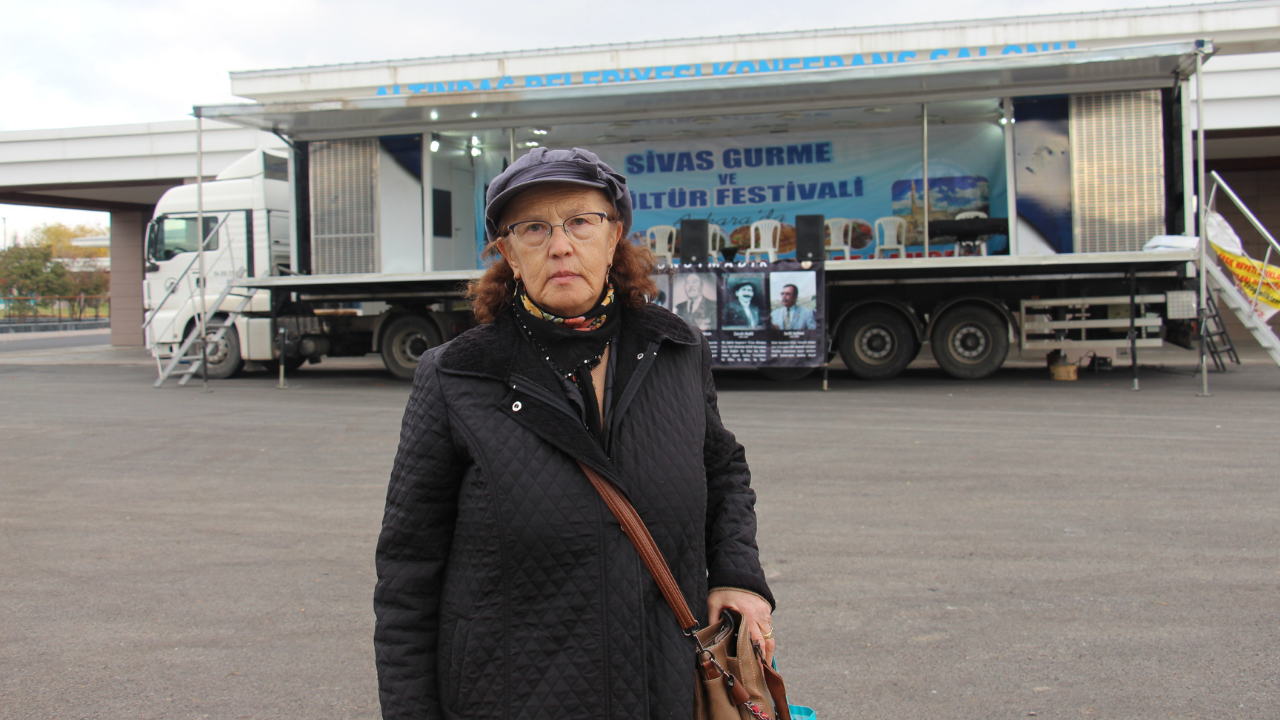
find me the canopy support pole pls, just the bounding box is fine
[1196,46,1211,398]
[195,110,210,393]
[1003,98,1018,256]
[921,103,929,258]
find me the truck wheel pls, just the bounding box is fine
[838,308,918,380]
[381,314,441,380]
[930,305,1009,380]
[196,317,243,379]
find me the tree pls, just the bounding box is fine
[0,244,72,296]
[0,245,74,320]
[0,223,110,320]
[26,222,110,259]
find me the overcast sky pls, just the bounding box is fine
[0,0,1232,238]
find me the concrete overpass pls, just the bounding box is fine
[0,121,284,346]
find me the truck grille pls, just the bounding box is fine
[1070,89,1165,253]
[309,139,378,274]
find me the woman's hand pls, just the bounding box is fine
[707,588,775,664]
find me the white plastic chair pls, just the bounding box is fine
[825,218,855,260]
[708,224,730,255]
[745,219,782,263]
[873,217,908,259]
[954,211,989,256]
[646,225,676,263]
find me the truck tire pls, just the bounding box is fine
[381,314,441,380]
[838,308,918,380]
[193,316,243,379]
[930,305,1009,380]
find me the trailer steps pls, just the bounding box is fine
[1204,262,1280,368]
[1200,288,1240,372]
[153,284,257,388]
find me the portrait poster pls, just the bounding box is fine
[671,271,717,331]
[661,260,825,368]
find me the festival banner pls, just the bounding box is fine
[653,261,825,367]
[1207,212,1280,321]
[595,125,1008,259]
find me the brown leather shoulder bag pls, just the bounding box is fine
[579,462,792,720]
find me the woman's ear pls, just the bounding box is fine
[500,239,522,279]
[606,225,623,266]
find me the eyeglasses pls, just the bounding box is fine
[504,212,611,248]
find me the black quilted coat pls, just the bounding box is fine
[375,303,773,720]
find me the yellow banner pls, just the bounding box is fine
[1211,245,1280,321]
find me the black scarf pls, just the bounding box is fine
[513,285,620,448]
[512,284,620,380]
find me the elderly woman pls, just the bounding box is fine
[374,147,774,720]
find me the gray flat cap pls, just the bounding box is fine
[484,147,632,242]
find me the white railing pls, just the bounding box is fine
[1207,171,1280,319]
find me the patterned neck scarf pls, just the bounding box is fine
[518,284,615,331]
[513,283,621,379]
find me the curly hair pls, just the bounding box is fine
[466,234,659,324]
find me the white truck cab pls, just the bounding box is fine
[143,149,291,377]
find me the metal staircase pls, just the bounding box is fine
[1201,171,1280,371]
[153,283,257,388]
[1204,262,1280,367]
[1200,288,1241,372]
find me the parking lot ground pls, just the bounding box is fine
[1,347,1277,719]
[0,329,112,353]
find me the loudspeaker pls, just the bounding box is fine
[680,219,709,264]
[794,214,825,261]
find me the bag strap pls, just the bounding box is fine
[578,462,699,633]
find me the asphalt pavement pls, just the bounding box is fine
[0,329,112,353]
[1,342,1277,719]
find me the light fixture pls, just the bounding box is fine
[470,111,478,118]
[429,133,441,152]
[471,135,480,146]
[522,140,540,148]
[429,110,439,121]
[470,146,482,157]
[530,127,550,135]
[865,106,892,114]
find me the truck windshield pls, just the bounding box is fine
[149,216,219,261]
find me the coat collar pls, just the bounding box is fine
[437,303,699,489]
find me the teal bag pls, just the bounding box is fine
[771,657,816,719]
